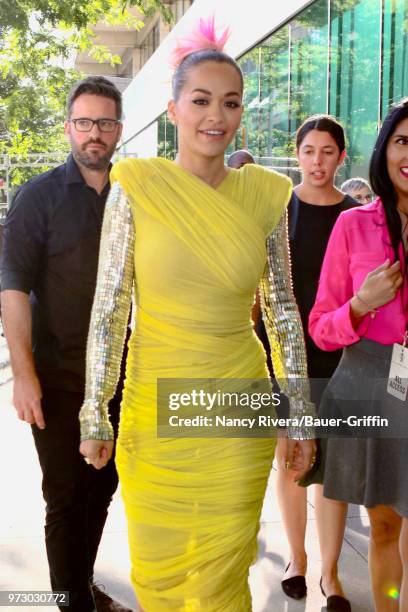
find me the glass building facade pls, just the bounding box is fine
[158,0,408,182]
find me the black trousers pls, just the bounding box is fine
[31,384,121,612]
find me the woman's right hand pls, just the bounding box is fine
[275,434,317,480]
[351,259,403,317]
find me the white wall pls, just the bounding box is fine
[122,120,158,157]
[122,0,314,152]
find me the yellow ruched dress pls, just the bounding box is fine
[80,158,314,611]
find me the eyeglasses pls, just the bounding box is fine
[354,193,374,203]
[69,118,120,133]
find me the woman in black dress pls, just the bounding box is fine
[258,115,356,610]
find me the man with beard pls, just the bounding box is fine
[1,77,132,612]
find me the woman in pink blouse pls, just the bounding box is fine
[309,98,408,611]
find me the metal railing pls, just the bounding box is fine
[0,152,301,218]
[256,156,301,175]
[0,152,139,218]
[0,153,68,217]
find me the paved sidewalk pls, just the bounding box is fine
[0,371,372,611]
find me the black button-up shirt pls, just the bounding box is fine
[1,154,110,391]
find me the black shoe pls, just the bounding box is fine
[281,563,307,600]
[92,584,134,612]
[320,578,351,611]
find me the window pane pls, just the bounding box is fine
[289,0,329,132]
[382,0,408,116]
[236,48,261,156]
[329,0,381,180]
[157,113,177,160]
[258,26,290,167]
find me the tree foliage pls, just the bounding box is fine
[0,0,172,185]
[0,1,172,31]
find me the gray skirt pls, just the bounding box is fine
[305,338,408,517]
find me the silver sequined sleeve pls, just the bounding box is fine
[260,212,315,440]
[79,182,134,441]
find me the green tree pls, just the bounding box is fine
[0,1,172,31]
[0,0,172,186]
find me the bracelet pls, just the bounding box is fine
[355,292,377,319]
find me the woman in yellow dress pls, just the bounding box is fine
[79,17,316,611]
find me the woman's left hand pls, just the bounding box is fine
[80,439,114,470]
[284,438,317,480]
